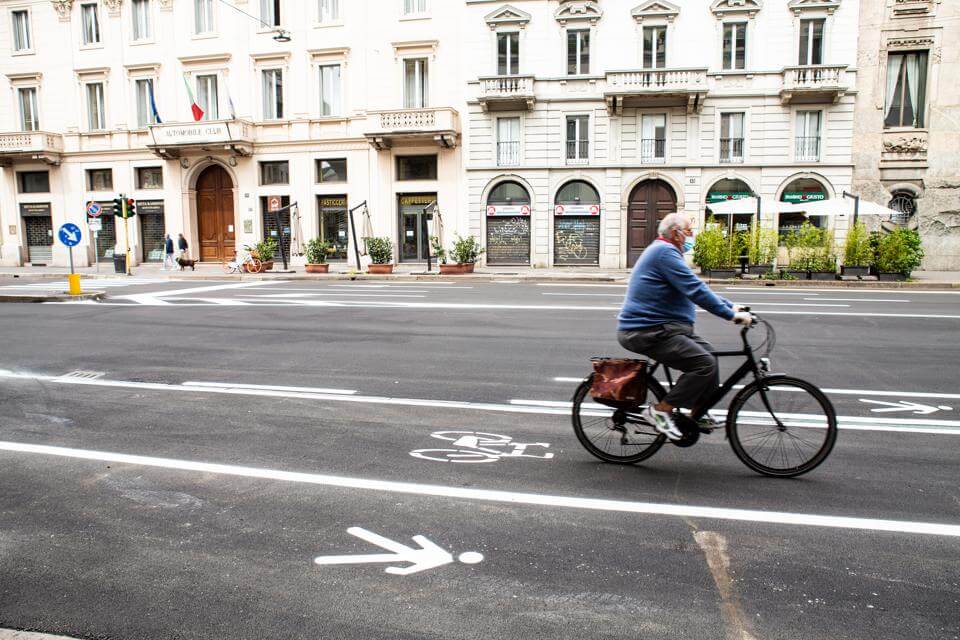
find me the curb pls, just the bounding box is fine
[0,291,105,303]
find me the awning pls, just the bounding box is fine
[705,197,800,215]
[790,198,900,218]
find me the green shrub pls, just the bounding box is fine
[304,237,333,264]
[788,222,835,272]
[364,237,393,264]
[843,222,873,267]
[250,238,278,262]
[693,219,740,270]
[449,234,485,264]
[876,228,924,275]
[747,226,778,265]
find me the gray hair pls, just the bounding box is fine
[657,213,691,237]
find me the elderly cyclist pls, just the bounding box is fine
[618,213,752,441]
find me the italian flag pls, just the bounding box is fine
[183,75,204,121]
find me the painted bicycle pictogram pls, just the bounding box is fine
[409,431,554,464]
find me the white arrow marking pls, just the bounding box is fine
[860,399,951,415]
[314,527,481,575]
[63,230,80,243]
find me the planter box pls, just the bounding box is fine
[781,269,809,280]
[841,265,870,278]
[748,264,774,275]
[704,268,739,279]
[877,272,907,281]
[260,260,274,272]
[367,263,394,274]
[439,263,475,275]
[809,270,837,281]
[305,263,330,274]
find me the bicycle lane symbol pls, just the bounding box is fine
[409,431,555,464]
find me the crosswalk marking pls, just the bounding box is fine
[0,278,164,290]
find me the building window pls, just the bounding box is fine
[260,161,289,185]
[497,117,520,166]
[397,155,437,181]
[795,110,821,161]
[640,113,666,162]
[403,58,428,108]
[194,0,214,34]
[12,10,31,52]
[81,3,101,45]
[722,22,746,71]
[18,87,39,131]
[196,74,219,120]
[642,26,666,69]
[17,171,50,193]
[261,0,280,26]
[87,168,113,191]
[262,69,284,119]
[497,32,519,76]
[316,158,347,183]
[318,0,339,22]
[86,83,106,131]
[319,64,341,116]
[135,79,158,127]
[888,191,916,224]
[565,115,589,164]
[136,167,163,189]
[798,18,824,65]
[720,112,744,163]
[402,0,426,16]
[884,51,928,129]
[132,0,151,40]
[567,29,590,76]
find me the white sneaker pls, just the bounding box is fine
[641,406,684,441]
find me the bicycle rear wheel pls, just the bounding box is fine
[727,376,837,478]
[571,375,666,464]
[248,258,263,274]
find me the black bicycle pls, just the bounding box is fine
[571,313,837,477]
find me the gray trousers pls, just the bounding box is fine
[617,323,718,410]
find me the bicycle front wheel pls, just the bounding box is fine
[571,375,666,464]
[247,258,263,274]
[728,376,837,478]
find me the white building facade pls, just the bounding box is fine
[464,0,860,268]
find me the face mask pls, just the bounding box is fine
[681,232,695,253]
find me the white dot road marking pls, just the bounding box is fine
[0,439,958,538]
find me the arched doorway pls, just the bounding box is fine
[779,177,828,235]
[486,181,531,265]
[554,180,601,266]
[196,165,235,261]
[627,179,676,267]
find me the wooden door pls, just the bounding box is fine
[196,165,235,261]
[627,180,677,267]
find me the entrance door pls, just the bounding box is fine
[627,179,677,267]
[196,165,235,261]
[23,213,53,264]
[398,194,435,262]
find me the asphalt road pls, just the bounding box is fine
[0,278,958,640]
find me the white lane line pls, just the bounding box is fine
[238,293,428,299]
[536,283,627,288]
[1,440,958,538]
[541,293,625,297]
[703,291,810,297]
[328,284,472,289]
[554,377,585,383]
[183,381,357,395]
[117,281,284,306]
[728,302,851,308]
[748,310,960,319]
[258,288,435,293]
[724,287,958,295]
[803,298,910,303]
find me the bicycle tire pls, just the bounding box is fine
[223,262,236,274]
[727,376,837,478]
[571,374,666,464]
[248,258,263,274]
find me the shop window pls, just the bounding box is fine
[397,155,437,181]
[259,161,289,185]
[136,167,163,189]
[17,171,50,193]
[318,195,348,260]
[316,159,347,183]
[779,178,827,239]
[87,168,113,191]
[705,178,753,234]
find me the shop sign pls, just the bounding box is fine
[320,197,347,207]
[399,194,436,207]
[137,200,164,216]
[267,196,282,212]
[782,192,826,203]
[88,217,103,232]
[19,203,52,217]
[150,122,234,146]
[554,204,600,216]
[486,205,530,217]
[706,192,752,203]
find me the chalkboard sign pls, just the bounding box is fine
[554,217,600,265]
[487,216,530,265]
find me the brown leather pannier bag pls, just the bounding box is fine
[589,358,648,408]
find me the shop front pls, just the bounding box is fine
[779,178,828,235]
[262,195,291,263]
[485,181,531,266]
[20,203,53,265]
[318,196,349,261]
[139,200,165,262]
[554,181,601,266]
[398,193,435,262]
[705,178,753,234]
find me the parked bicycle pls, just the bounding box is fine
[571,312,837,478]
[223,249,262,274]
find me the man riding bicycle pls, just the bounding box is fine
[618,213,752,441]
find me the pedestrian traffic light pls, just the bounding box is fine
[112,197,123,217]
[126,198,137,218]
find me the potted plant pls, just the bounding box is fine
[746,226,778,275]
[440,234,485,274]
[365,237,394,274]
[304,237,333,274]
[782,225,813,280]
[430,236,447,266]
[693,220,740,279]
[808,229,838,281]
[841,221,873,278]
[249,238,278,272]
[876,228,924,281]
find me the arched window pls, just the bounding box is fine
[554,180,601,265]
[888,191,916,225]
[488,181,531,205]
[779,177,828,235]
[486,180,531,266]
[705,178,752,234]
[555,180,600,205]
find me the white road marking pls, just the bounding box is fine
[723,287,957,295]
[727,302,852,307]
[116,281,283,305]
[183,381,357,395]
[554,377,585,383]
[238,293,428,299]
[1,440,959,537]
[541,293,625,297]
[537,283,627,288]
[859,399,950,415]
[328,284,471,289]
[314,527,473,575]
[803,297,910,303]
[749,310,960,319]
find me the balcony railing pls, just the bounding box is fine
[497,141,520,166]
[478,75,536,111]
[781,65,848,104]
[566,140,589,164]
[604,68,708,113]
[795,136,821,161]
[640,138,666,163]
[363,107,460,150]
[719,138,744,163]
[147,119,255,158]
[0,131,64,165]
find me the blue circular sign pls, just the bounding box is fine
[58,223,82,247]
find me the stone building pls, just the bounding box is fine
[851,0,959,269]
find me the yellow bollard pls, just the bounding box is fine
[68,273,82,296]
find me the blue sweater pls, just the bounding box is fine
[618,240,735,330]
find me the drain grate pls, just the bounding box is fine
[59,370,106,380]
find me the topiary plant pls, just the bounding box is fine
[364,237,393,264]
[305,238,333,264]
[449,234,485,265]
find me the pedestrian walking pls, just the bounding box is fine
[177,234,189,259]
[162,234,175,271]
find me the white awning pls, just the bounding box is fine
[792,198,900,218]
[705,197,800,215]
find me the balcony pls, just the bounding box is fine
[478,75,536,111]
[604,68,708,114]
[147,119,255,159]
[0,131,64,166]
[780,65,848,104]
[364,107,460,150]
[497,141,520,166]
[640,138,666,164]
[795,136,821,162]
[719,138,744,164]
[565,140,589,165]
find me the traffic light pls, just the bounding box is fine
[112,197,123,217]
[126,198,137,218]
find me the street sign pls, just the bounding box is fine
[88,217,103,232]
[487,205,531,217]
[87,201,102,217]
[58,223,82,247]
[555,204,601,216]
[268,196,282,212]
[314,527,483,576]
